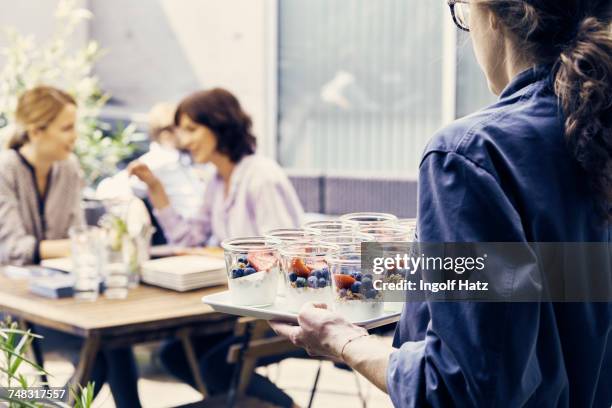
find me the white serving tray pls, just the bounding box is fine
[202,291,401,329]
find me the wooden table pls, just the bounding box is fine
[0,272,235,403]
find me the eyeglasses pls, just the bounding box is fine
[448,0,470,32]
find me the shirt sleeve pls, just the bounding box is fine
[0,173,38,265]
[387,151,543,407]
[153,178,214,249]
[248,177,305,235]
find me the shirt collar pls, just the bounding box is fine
[498,64,553,100]
[215,154,255,209]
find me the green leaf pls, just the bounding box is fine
[0,343,47,374]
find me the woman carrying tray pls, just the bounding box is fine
[272,1,612,406]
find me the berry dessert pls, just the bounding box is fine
[284,257,333,312]
[333,268,384,322]
[222,239,280,306]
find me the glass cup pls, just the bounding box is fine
[263,229,321,297]
[98,214,129,299]
[302,220,359,236]
[221,237,280,306]
[328,251,384,322]
[339,212,398,231]
[358,225,413,242]
[397,218,417,242]
[122,225,154,289]
[279,242,339,312]
[263,228,321,245]
[316,232,375,253]
[69,226,105,302]
[358,225,414,312]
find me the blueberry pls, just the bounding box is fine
[350,271,362,281]
[318,278,327,288]
[313,269,323,279]
[320,269,330,280]
[365,288,377,299]
[351,281,362,293]
[361,277,373,290]
[307,276,318,288]
[364,273,373,280]
[288,272,298,282]
[339,288,347,298]
[244,267,256,276]
[237,256,248,264]
[231,268,244,279]
[295,277,307,288]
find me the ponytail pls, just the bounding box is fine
[482,0,612,219]
[554,17,612,219]
[6,128,28,150]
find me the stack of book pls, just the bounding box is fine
[141,255,226,291]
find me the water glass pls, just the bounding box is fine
[69,226,104,302]
[122,225,154,288]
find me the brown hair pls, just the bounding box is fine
[174,88,256,163]
[479,0,612,218]
[7,85,76,150]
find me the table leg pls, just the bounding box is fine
[227,322,253,408]
[178,329,208,398]
[68,335,100,406]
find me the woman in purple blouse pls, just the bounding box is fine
[130,88,305,406]
[128,88,304,247]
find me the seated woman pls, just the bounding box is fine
[129,88,304,406]
[129,88,304,245]
[0,86,142,408]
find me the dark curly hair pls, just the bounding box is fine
[479,0,612,219]
[174,88,256,163]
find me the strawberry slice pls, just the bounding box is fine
[291,258,312,278]
[334,274,356,290]
[247,252,276,272]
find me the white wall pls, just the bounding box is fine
[0,0,88,64]
[90,0,277,157]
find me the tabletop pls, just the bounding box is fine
[0,273,230,338]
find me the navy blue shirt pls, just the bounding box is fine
[388,66,611,407]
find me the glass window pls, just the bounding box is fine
[278,0,447,177]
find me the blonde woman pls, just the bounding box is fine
[0,86,142,407]
[0,86,82,264]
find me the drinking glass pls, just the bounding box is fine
[328,251,384,322]
[339,212,398,231]
[69,226,104,301]
[221,237,280,306]
[279,242,338,312]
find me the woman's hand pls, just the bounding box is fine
[269,302,368,360]
[127,161,170,210]
[271,302,393,393]
[127,161,161,190]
